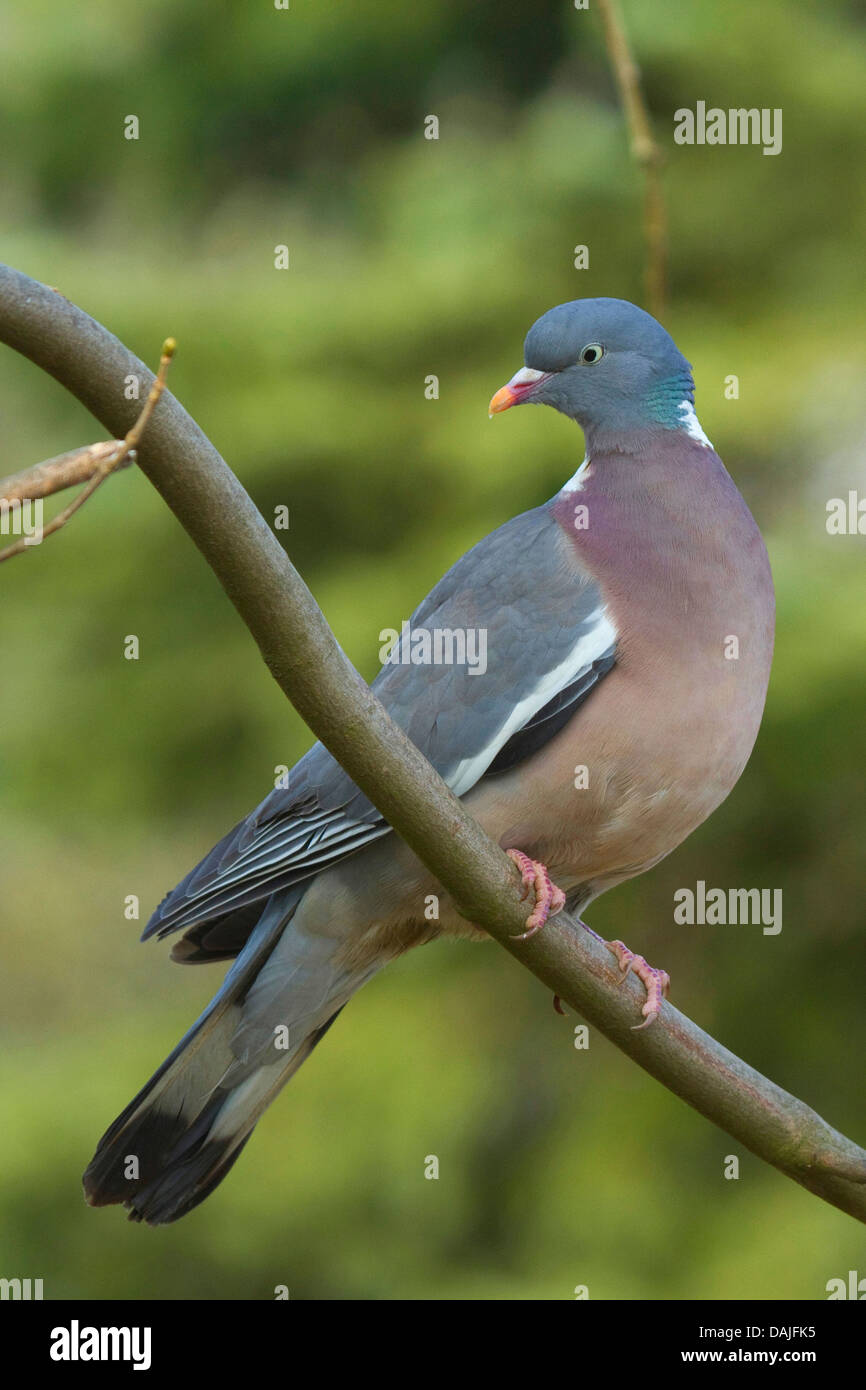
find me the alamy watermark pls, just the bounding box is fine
[674,102,782,156]
[826,491,866,535]
[827,1270,866,1299]
[49,1321,151,1370]
[674,880,782,935]
[379,621,488,676]
[0,497,43,546]
[1,1276,43,1299]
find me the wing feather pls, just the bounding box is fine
[145,504,616,944]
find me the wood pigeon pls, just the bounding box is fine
[83,296,775,1224]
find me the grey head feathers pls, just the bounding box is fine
[515,297,699,445]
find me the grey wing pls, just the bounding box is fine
[376,506,616,795]
[142,742,382,946]
[144,505,616,949]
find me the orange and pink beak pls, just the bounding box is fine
[488,366,553,417]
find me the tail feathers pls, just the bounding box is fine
[168,901,265,965]
[84,889,307,1224]
[121,1009,343,1225]
[127,1131,255,1225]
[83,886,368,1226]
[84,1008,341,1225]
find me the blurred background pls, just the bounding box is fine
[1,0,866,1300]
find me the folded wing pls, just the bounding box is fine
[144,505,616,953]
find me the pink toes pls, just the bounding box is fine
[605,939,671,1029]
[506,849,566,941]
[502,853,670,1028]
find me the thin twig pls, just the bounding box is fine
[0,442,129,504]
[596,0,667,320]
[0,338,175,563]
[1,265,865,1223]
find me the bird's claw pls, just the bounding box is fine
[506,849,566,940]
[605,939,670,1029]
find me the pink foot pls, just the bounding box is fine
[506,849,566,941]
[605,940,671,1030]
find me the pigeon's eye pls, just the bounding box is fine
[579,343,604,365]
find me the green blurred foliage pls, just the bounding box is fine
[1,0,866,1299]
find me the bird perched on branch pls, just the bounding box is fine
[84,297,774,1224]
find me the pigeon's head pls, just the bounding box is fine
[489,298,696,446]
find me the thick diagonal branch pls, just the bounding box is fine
[1,263,864,1222]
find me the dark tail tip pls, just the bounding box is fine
[83,1089,253,1225]
[122,1131,254,1225]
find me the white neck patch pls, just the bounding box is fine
[559,455,591,495]
[557,405,710,490]
[678,400,713,449]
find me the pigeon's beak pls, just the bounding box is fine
[488,366,552,417]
